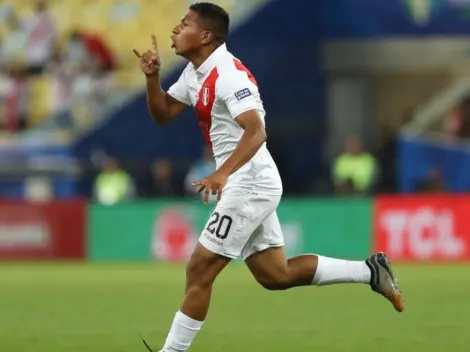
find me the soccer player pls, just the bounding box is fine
[133,3,404,351]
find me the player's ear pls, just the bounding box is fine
[201,30,213,45]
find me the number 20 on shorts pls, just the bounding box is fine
[206,212,233,239]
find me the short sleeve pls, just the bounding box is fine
[167,69,191,105]
[217,72,258,119]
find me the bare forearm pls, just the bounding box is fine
[219,129,267,176]
[146,75,172,124]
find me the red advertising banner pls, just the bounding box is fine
[374,195,470,261]
[0,200,86,260]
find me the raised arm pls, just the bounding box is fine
[133,35,188,125]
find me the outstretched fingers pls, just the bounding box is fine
[151,34,159,55]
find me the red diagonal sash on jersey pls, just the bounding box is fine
[194,68,219,147]
[193,60,258,147]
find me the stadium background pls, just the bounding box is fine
[1,0,470,351]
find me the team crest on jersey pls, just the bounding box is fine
[202,86,210,106]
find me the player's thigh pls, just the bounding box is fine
[199,189,278,259]
[244,212,290,286]
[241,210,284,261]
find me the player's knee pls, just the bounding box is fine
[256,271,291,291]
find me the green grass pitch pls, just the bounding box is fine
[0,263,469,351]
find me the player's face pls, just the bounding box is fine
[171,11,208,56]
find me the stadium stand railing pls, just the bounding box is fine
[401,77,470,137]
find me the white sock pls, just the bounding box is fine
[311,255,371,286]
[161,310,203,352]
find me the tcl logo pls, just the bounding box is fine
[380,208,466,260]
[374,196,470,262]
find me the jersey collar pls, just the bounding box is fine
[195,43,228,75]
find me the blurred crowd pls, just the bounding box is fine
[92,125,453,205]
[93,145,217,204]
[0,0,116,132]
[92,133,400,205]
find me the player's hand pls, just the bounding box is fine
[133,34,161,76]
[192,170,229,204]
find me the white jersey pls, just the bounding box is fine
[168,44,282,195]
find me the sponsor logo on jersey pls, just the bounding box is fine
[235,88,251,101]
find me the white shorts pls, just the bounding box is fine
[199,188,284,260]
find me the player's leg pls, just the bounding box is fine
[245,245,370,290]
[160,244,230,352]
[243,212,404,312]
[159,188,269,352]
[182,244,230,320]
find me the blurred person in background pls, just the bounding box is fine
[22,0,56,75]
[184,145,216,202]
[444,95,470,139]
[376,126,398,194]
[415,167,447,193]
[0,65,29,131]
[0,13,28,68]
[0,67,9,129]
[80,31,115,72]
[46,49,75,116]
[69,60,114,129]
[63,29,115,129]
[65,30,94,70]
[147,158,175,197]
[93,157,135,204]
[66,30,115,72]
[333,136,377,195]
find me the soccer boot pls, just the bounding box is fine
[366,252,404,312]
